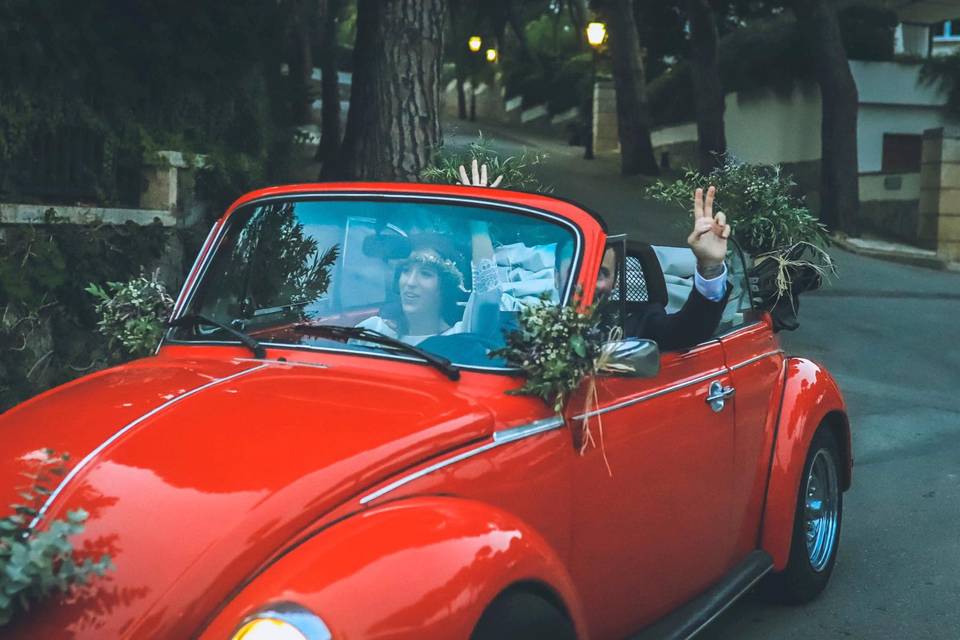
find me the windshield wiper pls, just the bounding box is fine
[292,324,460,381]
[168,313,267,359]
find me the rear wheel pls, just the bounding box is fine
[471,589,576,640]
[762,427,843,604]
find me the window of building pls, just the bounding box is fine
[881,134,923,173]
[933,19,960,41]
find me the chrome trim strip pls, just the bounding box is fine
[574,369,727,421]
[686,563,773,639]
[171,221,221,318]
[360,416,565,505]
[493,415,565,443]
[711,320,763,341]
[729,349,784,371]
[27,363,269,530]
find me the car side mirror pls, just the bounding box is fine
[602,339,660,378]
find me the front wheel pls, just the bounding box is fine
[471,590,576,640]
[761,427,843,604]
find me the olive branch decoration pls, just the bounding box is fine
[491,294,632,476]
[0,450,113,626]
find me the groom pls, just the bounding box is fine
[459,161,732,351]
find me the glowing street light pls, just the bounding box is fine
[586,21,607,48]
[485,48,498,62]
[468,36,482,52]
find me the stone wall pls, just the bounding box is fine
[919,127,960,259]
[593,79,619,154]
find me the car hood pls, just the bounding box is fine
[0,356,494,638]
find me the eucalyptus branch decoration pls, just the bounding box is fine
[491,296,632,475]
[0,450,113,626]
[645,156,828,254]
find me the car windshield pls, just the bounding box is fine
[169,196,579,369]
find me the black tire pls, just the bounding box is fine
[471,589,576,640]
[761,426,843,604]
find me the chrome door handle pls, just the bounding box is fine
[706,380,735,412]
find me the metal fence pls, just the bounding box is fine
[0,125,142,208]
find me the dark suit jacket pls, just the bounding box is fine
[622,283,730,351]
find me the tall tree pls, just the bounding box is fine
[790,0,860,235]
[684,0,726,173]
[316,0,344,176]
[337,0,446,180]
[286,0,316,125]
[604,0,659,176]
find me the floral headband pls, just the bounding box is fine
[401,252,469,293]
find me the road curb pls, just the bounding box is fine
[830,235,960,272]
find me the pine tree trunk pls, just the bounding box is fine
[338,0,446,181]
[317,0,343,176]
[791,0,860,235]
[606,0,659,176]
[288,0,315,125]
[685,0,726,174]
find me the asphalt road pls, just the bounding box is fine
[445,120,960,639]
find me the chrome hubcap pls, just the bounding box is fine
[804,448,839,572]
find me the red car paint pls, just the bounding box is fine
[0,183,850,639]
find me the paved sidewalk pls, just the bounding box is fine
[832,234,960,272]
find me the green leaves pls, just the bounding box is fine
[645,157,828,254]
[0,451,112,627]
[421,135,552,193]
[491,294,607,415]
[87,270,174,359]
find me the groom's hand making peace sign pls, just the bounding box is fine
[688,185,731,278]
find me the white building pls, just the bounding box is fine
[650,2,960,245]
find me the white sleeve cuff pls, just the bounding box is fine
[693,263,728,302]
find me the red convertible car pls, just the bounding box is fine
[1,183,851,639]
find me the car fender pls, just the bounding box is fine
[761,357,852,570]
[199,496,587,640]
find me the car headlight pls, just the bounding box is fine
[231,603,332,640]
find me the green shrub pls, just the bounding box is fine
[86,271,174,360]
[644,157,828,254]
[0,450,113,627]
[921,50,960,118]
[0,217,171,411]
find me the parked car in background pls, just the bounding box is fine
[0,182,851,638]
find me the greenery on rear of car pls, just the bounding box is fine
[645,156,828,255]
[0,450,113,627]
[645,157,835,331]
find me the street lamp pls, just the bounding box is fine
[468,35,482,52]
[584,21,607,160]
[586,22,607,48]
[485,48,498,63]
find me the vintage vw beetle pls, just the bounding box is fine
[1,183,851,639]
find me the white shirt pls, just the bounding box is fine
[694,263,728,302]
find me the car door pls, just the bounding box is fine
[714,243,786,561]
[565,242,738,639]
